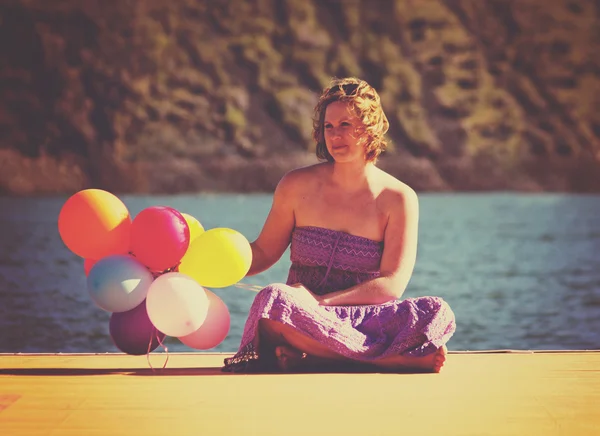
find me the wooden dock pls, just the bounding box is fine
[0,351,598,435]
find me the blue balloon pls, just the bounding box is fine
[87,254,153,312]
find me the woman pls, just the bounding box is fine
[223,77,456,373]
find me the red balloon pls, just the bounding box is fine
[130,206,190,272]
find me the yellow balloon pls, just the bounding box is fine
[179,228,252,288]
[181,213,205,243]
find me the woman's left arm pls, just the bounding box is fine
[318,187,419,306]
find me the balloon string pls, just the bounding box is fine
[234,282,264,292]
[141,284,259,371]
[146,327,169,371]
[141,282,260,371]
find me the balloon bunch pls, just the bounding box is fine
[58,189,252,357]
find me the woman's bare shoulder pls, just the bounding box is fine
[374,168,418,209]
[277,162,329,191]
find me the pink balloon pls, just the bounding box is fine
[84,258,98,276]
[130,206,190,272]
[178,290,230,350]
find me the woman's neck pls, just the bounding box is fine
[329,160,376,193]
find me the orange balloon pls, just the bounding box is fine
[58,189,132,259]
[84,258,98,276]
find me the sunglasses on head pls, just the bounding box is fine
[338,83,358,95]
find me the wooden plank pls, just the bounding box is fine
[0,352,598,436]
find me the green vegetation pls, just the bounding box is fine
[0,0,598,194]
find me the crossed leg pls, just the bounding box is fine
[258,319,354,371]
[258,319,447,373]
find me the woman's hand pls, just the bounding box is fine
[289,283,323,304]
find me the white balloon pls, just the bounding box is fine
[146,272,210,337]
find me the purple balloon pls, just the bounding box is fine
[109,299,166,355]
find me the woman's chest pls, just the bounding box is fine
[295,189,388,238]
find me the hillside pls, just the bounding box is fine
[1,0,599,194]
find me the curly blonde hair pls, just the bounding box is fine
[312,77,389,163]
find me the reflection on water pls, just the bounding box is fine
[0,193,599,353]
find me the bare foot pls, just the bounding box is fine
[274,345,358,372]
[274,345,306,371]
[433,346,447,373]
[375,346,448,373]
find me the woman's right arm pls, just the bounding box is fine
[246,171,298,276]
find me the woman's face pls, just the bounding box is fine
[323,101,367,163]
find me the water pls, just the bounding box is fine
[0,193,599,354]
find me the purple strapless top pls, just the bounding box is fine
[286,226,383,295]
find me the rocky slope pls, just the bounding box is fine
[0,0,599,195]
